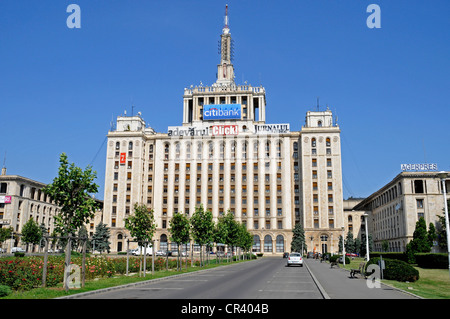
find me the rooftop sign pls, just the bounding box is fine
[401,163,438,171]
[203,104,241,120]
[254,124,290,134]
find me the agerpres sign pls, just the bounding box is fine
[401,163,438,171]
[254,124,290,134]
[212,125,238,136]
[203,104,241,120]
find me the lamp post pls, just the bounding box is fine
[437,171,450,280]
[363,213,370,262]
[341,227,345,266]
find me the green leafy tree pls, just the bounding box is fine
[92,222,111,254]
[190,205,214,267]
[125,203,156,276]
[291,222,306,253]
[168,212,190,271]
[238,223,253,259]
[222,211,240,260]
[125,203,156,245]
[0,227,13,250]
[21,218,42,252]
[43,153,100,291]
[214,215,228,260]
[43,153,100,236]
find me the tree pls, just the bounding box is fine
[437,200,449,251]
[43,153,100,291]
[291,223,306,253]
[43,153,100,236]
[222,211,241,261]
[21,218,42,252]
[168,212,190,271]
[0,227,12,250]
[125,203,156,276]
[190,205,214,267]
[411,218,432,253]
[345,232,355,253]
[427,222,437,252]
[238,223,253,259]
[360,233,373,257]
[92,222,111,254]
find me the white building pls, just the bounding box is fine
[102,6,345,255]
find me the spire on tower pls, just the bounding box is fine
[223,4,230,34]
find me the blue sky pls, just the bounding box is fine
[1,1,449,200]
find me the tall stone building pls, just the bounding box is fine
[102,6,345,255]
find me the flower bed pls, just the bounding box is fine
[0,255,201,291]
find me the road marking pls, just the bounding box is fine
[126,287,184,290]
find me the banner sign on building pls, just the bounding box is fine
[203,104,241,120]
[0,196,11,204]
[254,124,290,134]
[120,153,126,164]
[168,126,209,137]
[401,163,438,171]
[212,125,239,136]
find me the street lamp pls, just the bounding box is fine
[363,213,370,262]
[437,171,450,280]
[341,227,345,266]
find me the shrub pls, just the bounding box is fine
[329,255,350,264]
[369,252,408,263]
[0,285,12,297]
[367,257,419,282]
[14,252,25,258]
[415,253,449,269]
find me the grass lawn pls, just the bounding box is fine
[334,257,450,299]
[1,258,250,299]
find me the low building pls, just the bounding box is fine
[0,168,103,252]
[353,171,449,252]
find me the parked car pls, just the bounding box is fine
[156,250,167,256]
[216,251,225,257]
[307,252,314,259]
[283,252,289,258]
[0,248,4,253]
[11,247,25,253]
[287,252,303,267]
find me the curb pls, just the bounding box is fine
[304,261,330,299]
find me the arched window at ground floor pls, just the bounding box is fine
[276,235,284,252]
[252,235,260,252]
[264,235,272,252]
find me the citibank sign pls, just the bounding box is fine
[203,104,241,120]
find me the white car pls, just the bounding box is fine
[287,252,303,267]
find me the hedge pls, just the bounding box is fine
[369,252,408,263]
[367,257,419,282]
[415,253,449,269]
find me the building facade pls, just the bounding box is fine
[353,171,450,252]
[0,168,103,252]
[102,7,345,255]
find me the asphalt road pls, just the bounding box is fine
[74,257,323,299]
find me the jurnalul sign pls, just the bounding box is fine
[203,104,241,120]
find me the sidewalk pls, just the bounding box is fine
[304,259,421,299]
